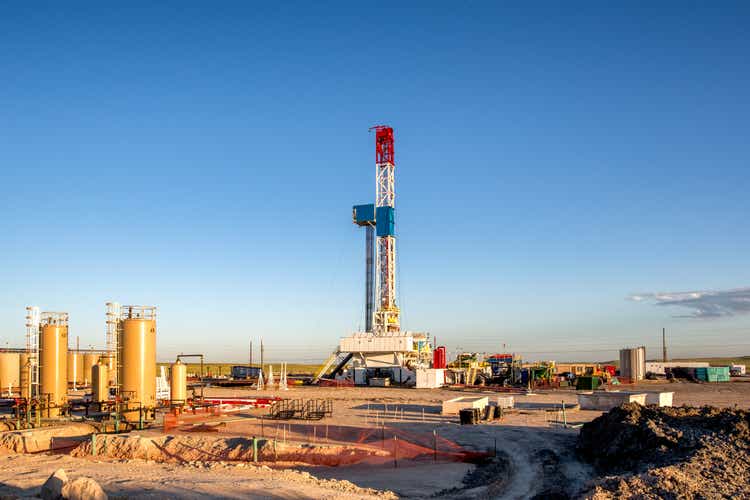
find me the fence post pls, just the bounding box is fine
[393,435,398,468]
[91,433,97,456]
[433,429,437,462]
[252,436,258,463]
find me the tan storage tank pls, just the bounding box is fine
[102,353,116,384]
[19,353,30,399]
[92,361,109,403]
[170,359,187,405]
[0,352,20,396]
[118,306,156,422]
[67,351,84,387]
[40,313,69,416]
[83,353,99,385]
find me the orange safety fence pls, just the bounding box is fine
[162,416,492,465]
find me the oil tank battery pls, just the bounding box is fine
[170,359,187,406]
[92,361,109,403]
[40,312,69,417]
[117,306,157,421]
[0,352,20,396]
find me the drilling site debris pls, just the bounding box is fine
[578,403,750,498]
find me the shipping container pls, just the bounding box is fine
[416,368,445,388]
[576,376,601,390]
[231,366,262,379]
[696,366,730,382]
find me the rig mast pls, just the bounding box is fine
[372,126,399,334]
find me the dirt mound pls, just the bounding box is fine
[0,423,97,453]
[71,434,390,466]
[578,403,750,498]
[578,403,749,472]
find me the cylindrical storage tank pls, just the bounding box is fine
[619,346,646,381]
[91,361,109,403]
[40,323,68,416]
[19,353,30,399]
[119,316,156,421]
[433,346,447,369]
[634,346,646,381]
[619,348,630,379]
[0,353,20,396]
[67,352,84,387]
[170,360,187,406]
[102,353,116,384]
[83,353,99,385]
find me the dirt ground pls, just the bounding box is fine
[0,378,748,499]
[578,402,750,498]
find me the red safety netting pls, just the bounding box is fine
[162,416,490,465]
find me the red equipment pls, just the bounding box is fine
[372,125,394,165]
[433,346,447,369]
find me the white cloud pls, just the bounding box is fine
[628,287,750,318]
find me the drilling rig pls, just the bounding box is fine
[313,126,431,385]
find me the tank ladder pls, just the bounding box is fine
[25,306,40,398]
[106,302,121,395]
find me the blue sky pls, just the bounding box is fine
[1,2,748,362]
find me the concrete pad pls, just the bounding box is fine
[441,396,488,415]
[496,396,514,408]
[577,391,647,411]
[645,391,673,407]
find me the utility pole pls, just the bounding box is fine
[260,338,264,374]
[662,328,667,362]
[249,340,253,377]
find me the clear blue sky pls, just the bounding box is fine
[1,2,748,363]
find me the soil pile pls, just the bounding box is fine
[577,403,750,498]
